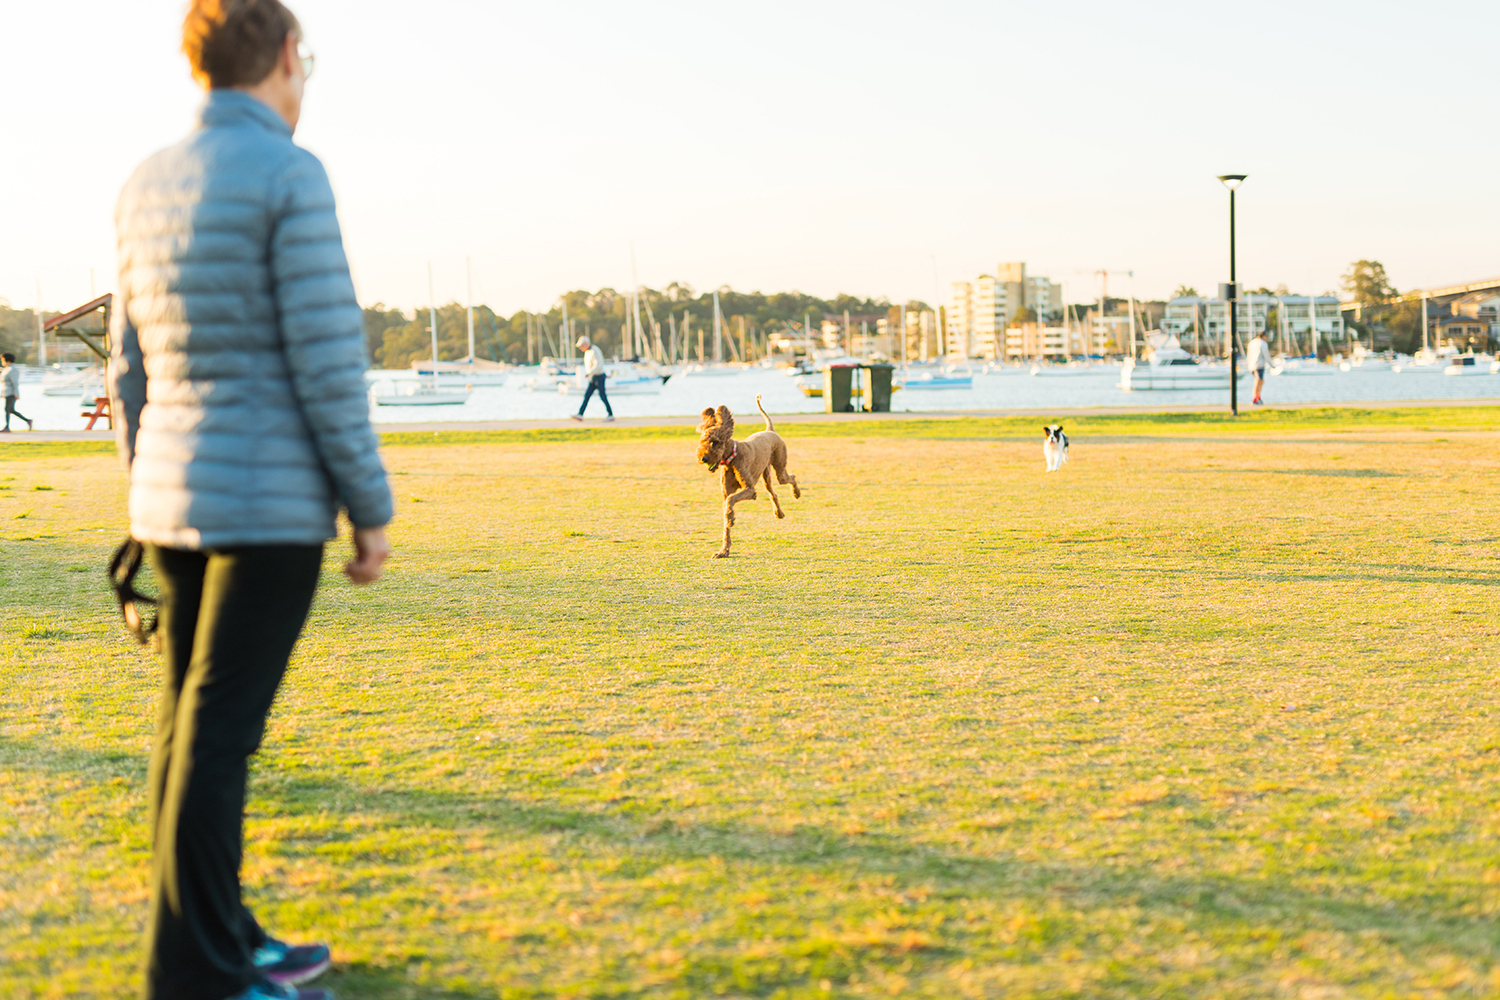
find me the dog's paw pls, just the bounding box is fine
[711,550,729,559]
[775,509,785,519]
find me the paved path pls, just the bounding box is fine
[3,397,1495,444]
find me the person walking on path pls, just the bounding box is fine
[570,335,615,422]
[2,353,32,432]
[109,2,392,998]
[1247,329,1273,406]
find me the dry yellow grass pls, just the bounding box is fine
[3,412,1500,998]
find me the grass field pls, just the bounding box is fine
[4,406,1500,999]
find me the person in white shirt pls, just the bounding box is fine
[570,335,614,422]
[1247,329,1273,406]
[1,353,32,432]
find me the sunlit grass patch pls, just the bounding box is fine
[4,412,1500,998]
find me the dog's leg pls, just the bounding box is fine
[762,469,785,518]
[771,441,801,499]
[715,484,757,558]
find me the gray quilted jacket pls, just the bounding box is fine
[109,91,392,548]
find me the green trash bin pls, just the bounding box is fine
[866,364,894,412]
[823,365,854,413]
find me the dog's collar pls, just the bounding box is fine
[711,441,737,473]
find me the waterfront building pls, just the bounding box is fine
[1163,294,1345,355]
[1005,323,1086,360]
[1089,314,1132,355]
[1449,291,1500,337]
[971,276,1009,360]
[1027,277,1061,322]
[947,282,972,359]
[947,262,1062,357]
[1436,313,1492,352]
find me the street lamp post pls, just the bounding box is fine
[1217,174,1246,415]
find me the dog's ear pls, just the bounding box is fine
[1055,425,1063,434]
[716,405,734,435]
[1042,425,1050,436]
[698,407,718,431]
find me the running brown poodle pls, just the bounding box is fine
[696,395,801,558]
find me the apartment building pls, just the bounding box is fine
[1163,295,1345,354]
[971,276,1009,360]
[946,262,1067,357]
[947,281,973,359]
[1026,277,1061,322]
[1005,324,1087,359]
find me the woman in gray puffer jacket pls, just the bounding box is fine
[109,3,390,999]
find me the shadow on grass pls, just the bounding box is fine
[1271,468,1400,478]
[323,962,488,1000]
[7,730,1500,976]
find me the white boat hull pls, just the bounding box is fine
[530,378,664,396]
[1120,361,1231,390]
[679,363,749,377]
[370,386,472,406]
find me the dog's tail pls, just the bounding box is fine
[756,394,773,432]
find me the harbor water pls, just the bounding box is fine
[11,363,1500,431]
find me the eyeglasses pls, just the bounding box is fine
[297,41,315,80]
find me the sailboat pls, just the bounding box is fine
[371,264,474,406]
[409,258,511,384]
[679,290,746,376]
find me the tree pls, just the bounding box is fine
[1385,298,1425,354]
[1341,260,1400,351]
[1171,285,1199,300]
[1008,305,1037,326]
[1341,260,1397,309]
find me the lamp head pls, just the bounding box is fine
[1217,174,1247,191]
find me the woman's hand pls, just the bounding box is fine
[345,526,390,584]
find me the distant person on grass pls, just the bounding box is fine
[570,334,615,422]
[108,2,393,999]
[2,353,32,432]
[1248,329,1273,405]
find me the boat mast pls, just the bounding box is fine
[562,298,571,361]
[35,280,45,368]
[1421,289,1429,355]
[466,256,475,363]
[712,290,722,363]
[427,262,438,389]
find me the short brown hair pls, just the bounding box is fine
[182,0,300,88]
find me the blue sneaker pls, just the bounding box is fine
[254,937,332,986]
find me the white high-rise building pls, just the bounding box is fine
[971,276,1009,360]
[947,282,973,359]
[949,262,1062,357]
[1027,277,1060,321]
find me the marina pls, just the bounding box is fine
[12,358,1500,431]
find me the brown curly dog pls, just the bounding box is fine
[696,395,801,558]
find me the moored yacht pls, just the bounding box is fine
[1119,334,1231,390]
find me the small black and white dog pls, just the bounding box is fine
[1043,424,1069,472]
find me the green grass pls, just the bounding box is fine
[4,410,1500,998]
[373,405,1500,450]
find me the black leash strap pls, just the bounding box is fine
[108,538,158,645]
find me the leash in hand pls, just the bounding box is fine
[108,538,159,645]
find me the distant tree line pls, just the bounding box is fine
[362,284,925,370]
[0,304,36,361]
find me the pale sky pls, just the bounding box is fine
[2,1,1495,316]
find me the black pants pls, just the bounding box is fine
[4,395,26,428]
[143,544,323,1000]
[577,374,612,416]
